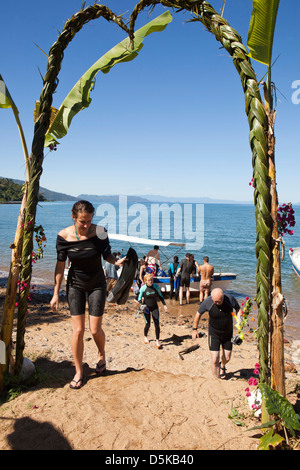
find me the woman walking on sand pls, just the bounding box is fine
[50,200,126,389]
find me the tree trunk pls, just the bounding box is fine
[266,106,286,397]
[0,183,28,390]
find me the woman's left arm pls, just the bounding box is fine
[105,253,127,267]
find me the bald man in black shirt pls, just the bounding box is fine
[192,288,242,379]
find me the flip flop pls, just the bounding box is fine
[95,362,107,375]
[219,362,226,379]
[69,377,85,390]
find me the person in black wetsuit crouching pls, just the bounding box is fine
[192,288,242,379]
[138,273,168,349]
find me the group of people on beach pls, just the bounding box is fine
[140,248,215,305]
[50,201,242,388]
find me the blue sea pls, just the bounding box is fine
[0,200,299,337]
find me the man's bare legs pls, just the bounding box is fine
[210,349,232,378]
[179,286,190,304]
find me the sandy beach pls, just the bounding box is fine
[0,285,299,451]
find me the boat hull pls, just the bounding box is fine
[153,273,236,293]
[289,248,300,278]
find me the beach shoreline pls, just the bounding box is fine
[0,284,299,451]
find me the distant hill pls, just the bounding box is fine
[139,195,252,204]
[0,177,47,203]
[11,178,77,202]
[77,194,151,203]
[78,194,253,204]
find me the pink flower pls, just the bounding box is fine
[248,377,258,386]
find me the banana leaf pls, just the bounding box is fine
[0,74,15,109]
[0,74,30,171]
[44,11,172,148]
[247,0,280,66]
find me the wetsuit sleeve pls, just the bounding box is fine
[229,295,240,313]
[138,285,146,302]
[153,284,166,305]
[198,297,213,315]
[56,236,68,262]
[101,232,112,260]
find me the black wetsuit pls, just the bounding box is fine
[178,258,194,287]
[56,234,111,316]
[138,284,166,340]
[198,294,240,351]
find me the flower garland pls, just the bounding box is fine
[232,297,254,340]
[245,363,261,416]
[32,224,47,263]
[249,181,296,237]
[277,202,295,236]
[15,224,47,316]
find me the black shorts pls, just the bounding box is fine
[67,284,106,316]
[67,270,106,317]
[208,328,233,352]
[180,275,190,288]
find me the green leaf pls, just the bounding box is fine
[44,11,173,148]
[0,74,15,109]
[247,0,280,66]
[259,383,300,435]
[247,419,276,432]
[258,429,284,450]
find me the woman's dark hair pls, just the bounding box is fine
[72,200,95,219]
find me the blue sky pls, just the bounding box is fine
[1,0,299,202]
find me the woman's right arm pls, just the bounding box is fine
[50,260,65,312]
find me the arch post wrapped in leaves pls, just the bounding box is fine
[129,0,271,385]
[14,5,130,374]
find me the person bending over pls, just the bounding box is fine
[192,288,241,379]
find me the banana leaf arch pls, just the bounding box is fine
[13,1,273,393]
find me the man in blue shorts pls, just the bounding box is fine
[192,288,242,379]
